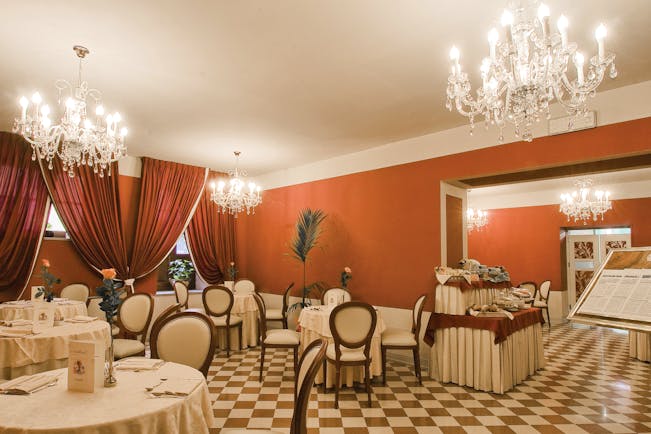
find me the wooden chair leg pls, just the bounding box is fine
[293,347,298,374]
[259,345,265,382]
[322,360,328,392]
[238,324,243,351]
[546,307,551,328]
[334,364,340,409]
[364,362,372,407]
[381,346,387,385]
[282,317,288,329]
[413,346,422,385]
[226,326,231,357]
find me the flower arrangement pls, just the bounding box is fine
[340,266,352,289]
[36,259,61,302]
[228,261,238,281]
[95,268,124,324]
[168,259,194,282]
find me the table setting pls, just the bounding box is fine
[0,298,88,322]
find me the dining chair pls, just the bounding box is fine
[86,296,120,337]
[221,338,327,434]
[173,281,190,309]
[60,283,90,303]
[203,285,242,356]
[113,293,155,360]
[152,303,183,328]
[518,281,537,299]
[264,282,294,329]
[150,311,217,377]
[381,294,427,385]
[234,278,255,294]
[252,292,301,382]
[534,280,551,327]
[324,301,377,409]
[320,287,351,306]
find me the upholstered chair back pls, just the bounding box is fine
[292,338,327,434]
[330,302,376,350]
[150,311,216,376]
[539,280,551,301]
[321,288,352,305]
[518,281,537,298]
[251,292,267,339]
[60,283,90,303]
[202,285,234,317]
[234,279,255,294]
[117,293,154,341]
[412,294,427,336]
[173,281,189,308]
[282,282,295,315]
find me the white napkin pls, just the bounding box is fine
[3,300,30,306]
[435,273,452,285]
[0,373,59,395]
[0,327,35,337]
[150,378,200,397]
[468,309,514,320]
[1,319,32,327]
[65,315,98,323]
[116,358,165,371]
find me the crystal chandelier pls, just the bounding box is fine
[467,208,488,231]
[446,1,617,142]
[13,45,127,177]
[210,151,262,216]
[560,178,611,224]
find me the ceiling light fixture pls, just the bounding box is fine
[467,208,488,232]
[560,178,611,224]
[446,1,617,142]
[210,151,262,216]
[13,45,127,177]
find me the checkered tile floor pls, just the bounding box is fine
[206,323,651,433]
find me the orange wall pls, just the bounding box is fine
[467,198,651,294]
[237,118,651,309]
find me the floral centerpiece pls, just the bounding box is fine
[228,261,237,281]
[36,259,61,302]
[340,266,352,289]
[168,259,194,285]
[95,268,124,387]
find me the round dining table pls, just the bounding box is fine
[0,320,111,380]
[0,361,214,434]
[0,299,88,322]
[217,292,259,350]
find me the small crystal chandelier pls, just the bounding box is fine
[446,1,617,142]
[210,151,262,216]
[13,45,127,177]
[467,208,488,231]
[560,178,611,224]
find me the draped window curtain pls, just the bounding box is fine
[129,158,207,279]
[0,133,50,301]
[39,160,129,278]
[185,171,236,284]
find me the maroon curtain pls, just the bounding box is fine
[185,171,236,284]
[130,158,207,278]
[0,133,50,301]
[39,159,129,278]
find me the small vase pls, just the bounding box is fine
[104,337,117,387]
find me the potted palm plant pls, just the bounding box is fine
[168,259,195,288]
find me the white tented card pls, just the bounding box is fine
[68,340,104,392]
[31,286,45,301]
[32,302,55,332]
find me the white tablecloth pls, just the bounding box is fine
[216,293,259,350]
[0,321,111,380]
[435,284,499,315]
[629,330,651,362]
[0,300,88,321]
[298,306,386,387]
[0,362,214,434]
[428,322,545,394]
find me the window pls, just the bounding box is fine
[45,204,68,238]
[567,227,631,236]
[156,234,195,292]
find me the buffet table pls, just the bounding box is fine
[0,362,214,434]
[629,331,651,362]
[425,308,545,394]
[435,278,512,315]
[298,305,386,387]
[0,299,87,321]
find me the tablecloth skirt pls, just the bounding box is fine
[216,311,258,350]
[428,323,545,394]
[435,285,499,315]
[629,331,651,362]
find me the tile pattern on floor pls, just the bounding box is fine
[207,323,651,433]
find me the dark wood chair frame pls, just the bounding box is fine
[150,303,183,332]
[264,282,295,329]
[517,281,538,299]
[150,310,218,377]
[291,338,328,434]
[115,292,155,357]
[320,287,352,305]
[202,284,242,356]
[381,293,427,385]
[173,281,190,309]
[324,301,377,409]
[537,280,552,327]
[252,292,300,383]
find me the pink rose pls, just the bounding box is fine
[344,267,352,274]
[42,259,50,268]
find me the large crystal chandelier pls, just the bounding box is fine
[467,208,488,232]
[13,45,127,177]
[560,178,611,224]
[446,1,617,142]
[210,151,262,216]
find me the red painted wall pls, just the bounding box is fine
[238,118,651,309]
[467,198,651,293]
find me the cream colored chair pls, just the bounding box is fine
[534,280,551,327]
[221,338,327,434]
[86,296,120,337]
[203,285,242,356]
[234,278,255,294]
[252,292,300,382]
[320,287,351,305]
[60,283,90,303]
[150,311,217,377]
[518,281,537,299]
[264,282,294,329]
[381,294,427,385]
[173,281,190,309]
[113,293,154,360]
[324,301,377,409]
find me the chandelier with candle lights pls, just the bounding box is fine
[13,45,127,177]
[560,178,611,224]
[446,1,617,142]
[210,151,262,216]
[467,208,488,231]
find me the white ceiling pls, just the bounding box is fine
[1,1,650,175]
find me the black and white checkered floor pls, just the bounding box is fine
[206,323,651,433]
